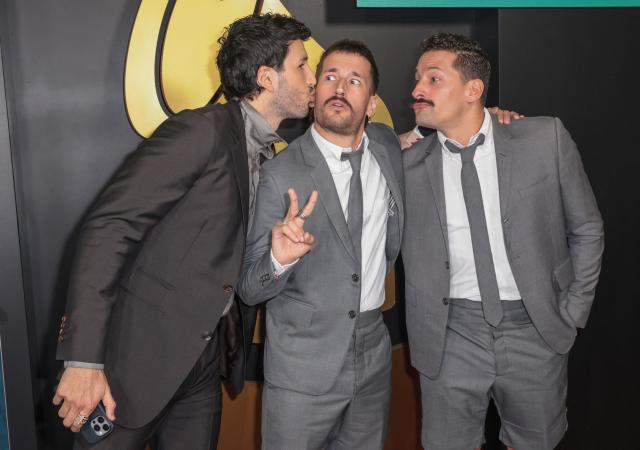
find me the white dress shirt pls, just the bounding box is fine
[308,125,390,311]
[438,109,521,301]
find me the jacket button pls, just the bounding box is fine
[348,310,356,319]
[352,273,360,282]
[442,297,449,305]
[223,284,233,293]
[502,217,510,224]
[445,261,450,270]
[202,331,214,341]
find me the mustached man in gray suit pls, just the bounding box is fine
[402,33,604,450]
[238,39,404,450]
[52,14,316,449]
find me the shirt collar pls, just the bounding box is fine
[437,108,492,155]
[310,124,369,166]
[240,99,282,149]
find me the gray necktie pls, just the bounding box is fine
[445,134,503,327]
[341,149,363,264]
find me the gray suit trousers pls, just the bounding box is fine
[261,309,391,450]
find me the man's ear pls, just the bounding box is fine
[465,79,485,103]
[256,65,277,93]
[366,94,379,120]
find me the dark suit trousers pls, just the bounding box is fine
[74,329,222,450]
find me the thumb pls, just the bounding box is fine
[102,384,117,421]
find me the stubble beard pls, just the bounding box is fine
[415,109,437,130]
[274,75,310,121]
[315,108,363,137]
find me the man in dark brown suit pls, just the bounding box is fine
[52,14,316,449]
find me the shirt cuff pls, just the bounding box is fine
[221,294,234,316]
[270,250,298,276]
[64,361,105,370]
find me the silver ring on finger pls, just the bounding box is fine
[296,210,308,220]
[74,414,89,427]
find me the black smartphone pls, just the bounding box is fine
[80,403,114,444]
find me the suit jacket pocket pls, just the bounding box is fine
[269,294,315,328]
[552,257,575,292]
[120,267,173,312]
[518,174,550,199]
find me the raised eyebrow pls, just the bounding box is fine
[324,67,363,78]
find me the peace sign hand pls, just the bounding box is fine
[271,188,319,266]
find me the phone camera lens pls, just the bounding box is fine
[103,424,110,432]
[93,425,101,432]
[98,417,104,423]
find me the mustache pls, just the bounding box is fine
[413,98,434,107]
[324,96,353,110]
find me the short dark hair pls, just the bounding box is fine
[421,33,491,104]
[216,14,311,99]
[316,39,380,94]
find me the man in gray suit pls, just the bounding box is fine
[402,33,604,450]
[238,40,403,450]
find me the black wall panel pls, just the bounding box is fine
[499,9,640,450]
[1,1,145,447]
[0,3,38,447]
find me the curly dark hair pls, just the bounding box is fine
[316,39,379,94]
[216,14,311,100]
[422,33,491,104]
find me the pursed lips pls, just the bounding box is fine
[325,97,351,110]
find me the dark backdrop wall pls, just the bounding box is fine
[498,9,640,449]
[0,1,638,449]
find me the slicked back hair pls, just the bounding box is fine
[316,39,380,94]
[216,14,311,100]
[422,33,491,104]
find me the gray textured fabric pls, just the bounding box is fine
[402,116,603,380]
[444,134,503,327]
[341,149,364,264]
[419,299,568,450]
[239,100,280,230]
[238,123,403,395]
[239,122,402,448]
[64,361,104,369]
[260,310,391,450]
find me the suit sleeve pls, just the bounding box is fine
[57,110,217,364]
[237,167,294,306]
[555,117,604,328]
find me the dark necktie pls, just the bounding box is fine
[445,134,504,327]
[341,149,363,264]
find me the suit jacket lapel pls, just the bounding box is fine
[368,139,403,226]
[226,101,250,233]
[300,129,358,264]
[423,137,449,251]
[492,116,514,218]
